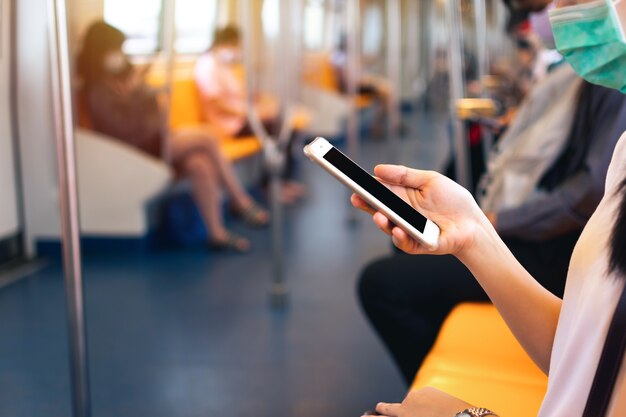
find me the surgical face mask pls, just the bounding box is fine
[530,3,556,48]
[215,47,241,65]
[103,51,128,74]
[550,0,626,92]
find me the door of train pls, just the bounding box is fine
[0,0,23,267]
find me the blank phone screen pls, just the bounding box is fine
[323,147,427,232]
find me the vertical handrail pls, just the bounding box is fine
[240,0,301,308]
[46,0,91,416]
[473,0,493,160]
[444,0,472,189]
[346,0,361,161]
[386,0,401,163]
[474,0,488,90]
[405,0,421,102]
[160,0,176,163]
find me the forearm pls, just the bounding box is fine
[458,217,562,374]
[208,98,247,117]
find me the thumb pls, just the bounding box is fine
[374,165,436,189]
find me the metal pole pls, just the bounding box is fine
[386,0,401,163]
[405,0,421,101]
[240,0,292,309]
[473,0,493,159]
[493,0,508,57]
[160,0,176,163]
[474,0,488,88]
[346,0,361,161]
[444,0,472,189]
[46,0,91,416]
[345,0,361,224]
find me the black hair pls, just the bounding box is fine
[609,177,626,278]
[77,21,127,86]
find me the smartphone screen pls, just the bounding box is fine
[323,147,428,232]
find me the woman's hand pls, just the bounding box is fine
[365,387,474,417]
[351,165,490,257]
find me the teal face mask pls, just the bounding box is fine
[550,0,626,93]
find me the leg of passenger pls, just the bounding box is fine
[182,152,250,251]
[357,253,487,385]
[197,133,269,222]
[172,129,268,224]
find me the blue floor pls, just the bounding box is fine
[0,112,449,417]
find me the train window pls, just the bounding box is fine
[104,0,161,55]
[262,0,280,39]
[104,0,217,55]
[362,4,383,56]
[174,0,217,54]
[304,0,325,50]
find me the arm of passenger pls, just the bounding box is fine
[203,96,248,118]
[496,91,626,240]
[458,218,561,374]
[356,166,562,374]
[496,169,603,240]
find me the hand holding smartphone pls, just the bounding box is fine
[303,137,440,250]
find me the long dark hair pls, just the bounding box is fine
[609,177,626,278]
[77,21,127,86]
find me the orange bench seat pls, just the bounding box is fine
[165,76,261,162]
[411,303,548,417]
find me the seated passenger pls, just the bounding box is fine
[357,2,626,385]
[195,26,305,205]
[353,0,626,413]
[77,21,269,253]
[329,33,390,137]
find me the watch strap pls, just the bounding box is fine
[455,407,498,417]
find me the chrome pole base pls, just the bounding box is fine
[269,282,289,310]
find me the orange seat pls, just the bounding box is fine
[163,76,262,162]
[302,52,375,109]
[411,303,548,417]
[152,73,310,161]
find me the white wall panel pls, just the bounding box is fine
[16,0,61,254]
[0,0,20,239]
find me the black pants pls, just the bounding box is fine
[357,231,580,386]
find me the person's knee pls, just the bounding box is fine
[357,257,396,312]
[183,152,215,178]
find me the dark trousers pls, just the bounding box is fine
[357,231,580,386]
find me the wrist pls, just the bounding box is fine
[456,215,500,266]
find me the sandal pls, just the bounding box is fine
[208,232,251,253]
[234,202,270,228]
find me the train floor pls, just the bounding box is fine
[0,110,450,417]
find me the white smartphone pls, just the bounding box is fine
[303,137,440,250]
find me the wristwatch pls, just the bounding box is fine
[454,407,498,417]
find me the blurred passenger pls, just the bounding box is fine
[354,0,626,413]
[358,42,626,386]
[330,33,391,137]
[195,26,305,205]
[77,21,269,253]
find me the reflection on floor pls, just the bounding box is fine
[0,110,449,417]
